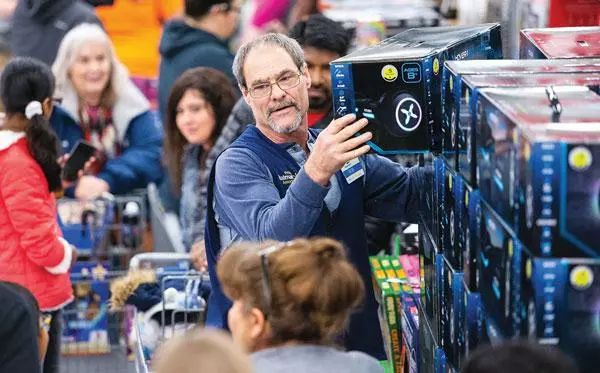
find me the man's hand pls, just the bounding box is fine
[58,155,96,189]
[304,114,372,186]
[190,240,208,272]
[75,175,109,200]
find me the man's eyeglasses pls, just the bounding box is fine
[247,72,302,99]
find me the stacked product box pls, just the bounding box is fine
[470,85,600,373]
[520,26,600,59]
[442,58,600,180]
[370,256,420,373]
[330,23,502,154]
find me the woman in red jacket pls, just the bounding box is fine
[0,57,76,373]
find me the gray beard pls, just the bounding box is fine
[267,108,303,134]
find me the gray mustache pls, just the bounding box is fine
[268,102,298,115]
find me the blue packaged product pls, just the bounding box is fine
[419,299,438,373]
[464,289,484,360]
[331,23,502,154]
[522,257,600,373]
[476,86,600,258]
[401,292,419,373]
[419,220,442,342]
[442,58,600,185]
[435,158,462,270]
[520,27,600,60]
[459,182,482,292]
[440,257,465,370]
[420,153,437,242]
[478,200,524,341]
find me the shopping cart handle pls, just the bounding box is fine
[129,252,191,270]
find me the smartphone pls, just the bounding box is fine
[61,140,97,182]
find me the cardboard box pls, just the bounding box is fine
[330,23,502,154]
[400,292,420,373]
[420,153,438,245]
[476,86,600,257]
[418,299,438,373]
[478,200,524,341]
[380,280,405,373]
[435,158,463,270]
[460,183,482,292]
[419,220,442,342]
[443,58,600,185]
[520,26,600,59]
[464,289,484,360]
[61,262,111,355]
[440,257,465,370]
[523,257,600,373]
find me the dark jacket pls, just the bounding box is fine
[0,281,41,373]
[10,0,102,65]
[158,20,238,119]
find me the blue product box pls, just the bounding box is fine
[435,158,462,270]
[442,58,600,186]
[61,262,111,355]
[419,220,442,342]
[440,257,465,370]
[420,153,437,241]
[400,292,419,373]
[478,200,524,341]
[459,182,482,292]
[330,23,502,154]
[419,298,437,373]
[520,27,600,60]
[523,257,600,373]
[464,289,484,360]
[477,86,600,258]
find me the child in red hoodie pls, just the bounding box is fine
[0,57,76,373]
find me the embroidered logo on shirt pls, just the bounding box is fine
[278,171,297,185]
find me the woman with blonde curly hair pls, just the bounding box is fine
[217,237,384,373]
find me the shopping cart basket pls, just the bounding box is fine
[128,253,209,373]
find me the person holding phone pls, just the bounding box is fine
[50,23,163,200]
[0,57,77,373]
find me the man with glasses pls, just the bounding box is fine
[158,0,243,119]
[205,33,423,360]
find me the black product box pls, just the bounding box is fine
[442,58,600,185]
[419,299,438,373]
[464,288,484,361]
[419,220,442,342]
[440,257,465,370]
[434,158,462,271]
[330,23,502,154]
[420,153,437,244]
[520,27,600,60]
[478,200,524,341]
[523,257,600,373]
[457,178,483,292]
[476,86,600,257]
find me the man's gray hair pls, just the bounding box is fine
[232,33,305,89]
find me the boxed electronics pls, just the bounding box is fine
[439,256,465,370]
[330,23,502,154]
[419,220,442,342]
[464,288,484,359]
[442,58,600,183]
[522,257,600,373]
[418,298,438,373]
[475,86,600,257]
[419,153,438,244]
[477,200,525,341]
[400,292,420,373]
[434,158,463,270]
[520,26,600,59]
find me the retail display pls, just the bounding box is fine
[520,26,600,59]
[331,23,502,154]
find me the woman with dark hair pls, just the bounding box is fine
[163,67,236,258]
[0,57,76,373]
[217,237,384,373]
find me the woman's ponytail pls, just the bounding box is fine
[24,101,61,193]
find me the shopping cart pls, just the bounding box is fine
[128,253,209,373]
[57,191,149,373]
